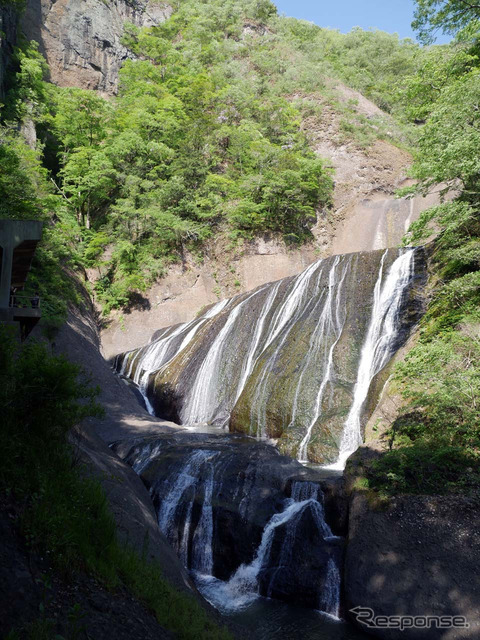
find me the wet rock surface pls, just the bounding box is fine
[258,505,344,609]
[117,247,426,464]
[113,431,346,609]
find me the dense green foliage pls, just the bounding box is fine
[0,130,82,329]
[368,200,480,497]
[0,329,230,639]
[413,0,480,44]
[362,2,480,498]
[1,0,435,313]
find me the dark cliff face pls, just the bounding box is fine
[344,491,480,640]
[21,0,172,94]
[0,3,18,100]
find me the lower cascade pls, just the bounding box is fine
[116,246,425,466]
[114,436,344,617]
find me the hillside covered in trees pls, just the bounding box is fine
[0,0,442,316]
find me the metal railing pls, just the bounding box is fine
[9,294,41,310]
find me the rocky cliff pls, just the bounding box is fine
[0,2,18,100]
[344,489,480,639]
[21,0,172,94]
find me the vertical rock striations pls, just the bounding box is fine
[0,2,18,100]
[21,0,172,94]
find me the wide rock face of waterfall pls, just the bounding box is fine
[115,247,425,464]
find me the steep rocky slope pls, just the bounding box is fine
[344,476,480,639]
[0,505,175,640]
[22,0,172,94]
[0,2,18,99]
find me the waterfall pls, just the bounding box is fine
[181,286,267,425]
[138,299,230,399]
[191,458,216,574]
[117,246,421,464]
[176,298,230,354]
[291,480,321,502]
[249,260,325,436]
[120,438,344,617]
[193,483,340,617]
[331,248,416,470]
[153,449,219,567]
[131,441,163,475]
[320,558,341,618]
[225,501,316,594]
[294,255,350,462]
[118,299,230,414]
[234,281,281,404]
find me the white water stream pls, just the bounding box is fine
[327,248,415,470]
[118,248,417,466]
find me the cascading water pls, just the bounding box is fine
[110,247,423,640]
[234,281,282,404]
[117,299,230,414]
[198,498,328,613]
[295,255,350,462]
[192,484,341,617]
[321,558,341,619]
[152,449,219,570]
[248,259,326,437]
[116,246,423,465]
[329,248,416,470]
[191,458,216,574]
[181,287,267,425]
[118,436,344,618]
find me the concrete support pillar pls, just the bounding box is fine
[0,243,14,308]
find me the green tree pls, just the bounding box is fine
[54,88,111,151]
[3,39,50,124]
[413,0,480,44]
[407,69,480,194]
[60,147,116,228]
[398,44,477,122]
[0,135,44,219]
[53,88,114,227]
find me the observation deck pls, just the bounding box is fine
[0,220,43,339]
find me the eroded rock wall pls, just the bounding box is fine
[21,0,172,94]
[0,3,18,100]
[345,492,480,639]
[116,247,426,464]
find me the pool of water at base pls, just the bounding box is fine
[221,596,370,640]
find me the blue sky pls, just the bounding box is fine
[274,0,450,43]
